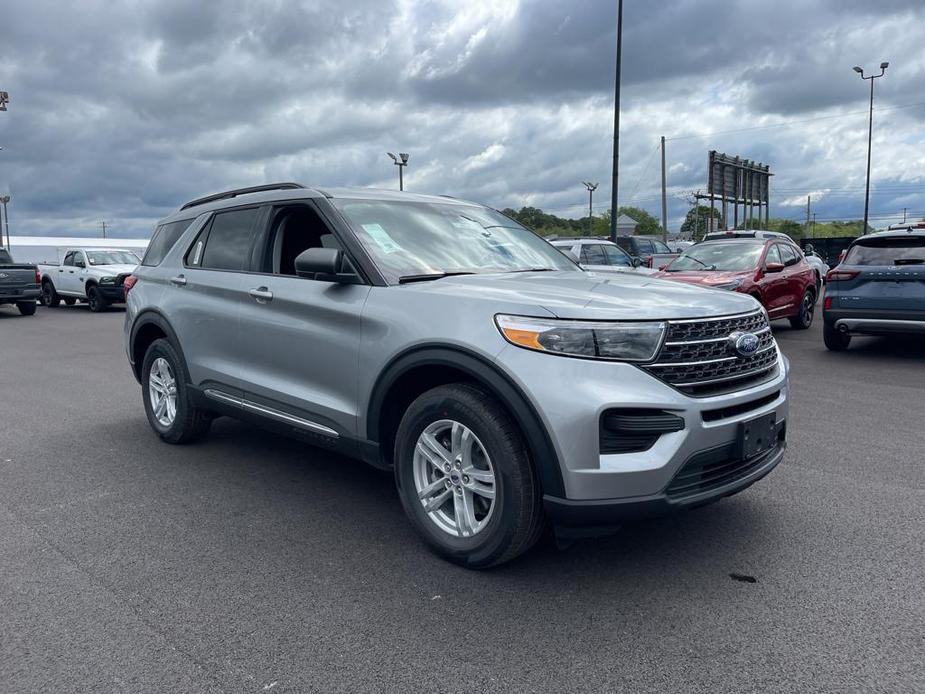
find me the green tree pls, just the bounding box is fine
[680,205,723,240]
[771,219,805,241]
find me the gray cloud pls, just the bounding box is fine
[0,0,924,238]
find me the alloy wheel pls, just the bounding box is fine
[148,357,178,427]
[412,419,496,538]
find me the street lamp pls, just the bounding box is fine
[853,61,889,234]
[387,152,409,191]
[0,91,9,111]
[0,195,10,249]
[582,182,598,235]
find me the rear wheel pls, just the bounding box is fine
[87,285,107,312]
[789,289,815,329]
[394,384,544,568]
[141,338,212,443]
[823,323,851,351]
[42,281,60,307]
[16,301,37,316]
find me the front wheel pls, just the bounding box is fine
[789,289,815,329]
[141,338,212,444]
[87,286,107,312]
[17,301,37,316]
[394,384,544,568]
[823,323,851,351]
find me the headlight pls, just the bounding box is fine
[495,314,666,362]
[99,276,116,284]
[711,279,744,291]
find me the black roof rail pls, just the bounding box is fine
[180,182,306,211]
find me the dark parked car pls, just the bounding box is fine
[0,248,41,315]
[660,238,818,329]
[615,235,678,269]
[822,229,925,350]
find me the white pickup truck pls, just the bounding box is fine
[39,248,140,312]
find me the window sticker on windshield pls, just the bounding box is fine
[361,223,402,253]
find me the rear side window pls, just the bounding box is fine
[580,244,607,265]
[844,237,925,265]
[63,251,75,266]
[634,239,655,255]
[779,244,799,266]
[652,240,671,254]
[143,219,194,267]
[198,208,260,271]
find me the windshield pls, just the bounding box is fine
[86,250,140,266]
[844,237,925,265]
[668,242,764,272]
[333,199,578,283]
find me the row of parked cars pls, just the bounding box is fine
[0,246,139,314]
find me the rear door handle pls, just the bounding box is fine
[249,287,273,303]
[169,275,187,286]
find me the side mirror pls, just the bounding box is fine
[75,260,85,268]
[631,256,644,268]
[765,262,784,273]
[294,248,359,283]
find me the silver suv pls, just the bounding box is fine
[125,183,789,567]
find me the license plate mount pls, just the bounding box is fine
[737,411,778,460]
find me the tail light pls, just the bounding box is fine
[826,269,859,282]
[34,268,41,284]
[644,256,653,268]
[123,274,138,300]
[823,296,832,310]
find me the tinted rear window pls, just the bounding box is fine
[199,208,260,271]
[844,237,925,265]
[142,219,194,267]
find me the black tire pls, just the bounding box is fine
[42,281,60,307]
[16,301,37,316]
[87,285,107,312]
[141,338,212,444]
[394,383,544,568]
[789,289,815,329]
[63,297,76,306]
[823,323,851,351]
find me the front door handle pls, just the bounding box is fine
[249,287,273,303]
[169,275,187,286]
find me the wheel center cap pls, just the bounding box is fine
[449,472,461,485]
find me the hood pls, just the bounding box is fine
[658,269,752,288]
[89,263,138,275]
[401,270,759,320]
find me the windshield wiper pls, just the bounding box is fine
[683,256,715,270]
[398,271,477,284]
[507,267,558,273]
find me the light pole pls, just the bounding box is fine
[582,182,598,235]
[609,0,623,243]
[0,91,9,111]
[387,152,409,191]
[0,195,10,249]
[853,62,888,234]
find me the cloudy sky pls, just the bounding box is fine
[1,0,924,238]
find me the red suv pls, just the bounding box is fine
[660,239,818,329]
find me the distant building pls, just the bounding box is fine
[3,236,149,264]
[616,213,638,235]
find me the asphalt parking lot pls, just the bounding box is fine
[1,303,923,693]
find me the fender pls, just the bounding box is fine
[367,345,566,498]
[128,309,189,383]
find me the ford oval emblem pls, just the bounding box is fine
[729,331,760,358]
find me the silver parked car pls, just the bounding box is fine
[124,183,789,567]
[549,237,659,276]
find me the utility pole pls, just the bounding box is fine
[805,195,811,235]
[660,135,668,243]
[853,62,889,234]
[100,220,108,239]
[609,0,623,243]
[0,195,10,249]
[812,213,816,238]
[902,207,907,224]
[582,182,598,236]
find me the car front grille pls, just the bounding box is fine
[641,310,779,396]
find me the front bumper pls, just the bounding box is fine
[98,285,125,302]
[495,343,789,507]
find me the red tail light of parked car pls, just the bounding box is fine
[826,269,859,282]
[123,275,138,300]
